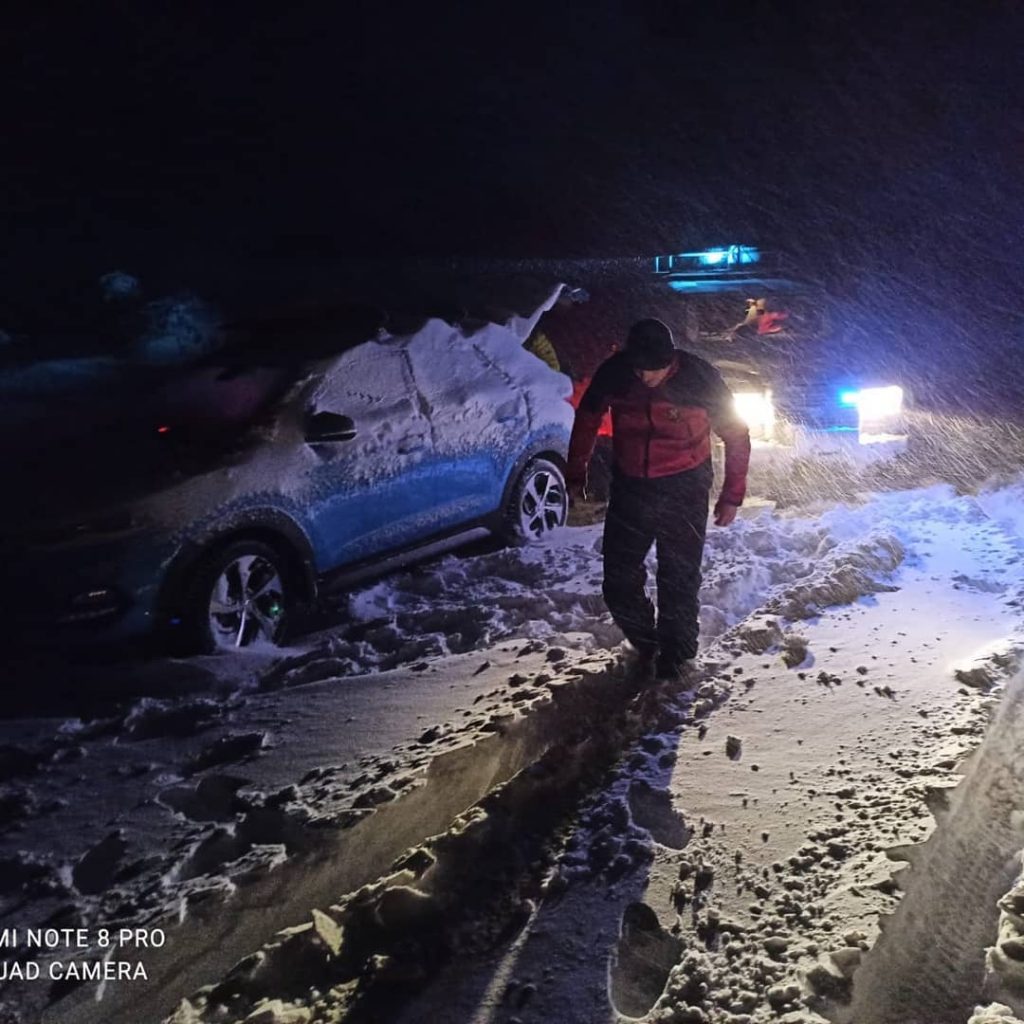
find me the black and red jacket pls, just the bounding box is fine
[567,350,751,506]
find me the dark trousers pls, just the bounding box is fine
[602,460,713,661]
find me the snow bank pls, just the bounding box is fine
[977,480,1024,545]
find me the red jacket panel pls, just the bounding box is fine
[567,351,751,506]
[758,310,788,334]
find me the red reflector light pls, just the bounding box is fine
[157,425,171,434]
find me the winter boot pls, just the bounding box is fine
[627,641,658,682]
[654,652,698,687]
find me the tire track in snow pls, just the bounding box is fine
[840,669,1024,1024]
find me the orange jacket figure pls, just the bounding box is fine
[569,377,613,436]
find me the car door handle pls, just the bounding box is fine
[305,411,357,442]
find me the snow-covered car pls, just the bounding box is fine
[0,292,573,652]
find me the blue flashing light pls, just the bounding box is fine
[839,390,859,407]
[699,249,728,266]
[695,245,760,267]
[653,245,762,276]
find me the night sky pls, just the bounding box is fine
[4,1,1024,343]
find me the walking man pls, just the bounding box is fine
[566,318,751,681]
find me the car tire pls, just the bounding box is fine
[502,457,568,544]
[179,539,298,654]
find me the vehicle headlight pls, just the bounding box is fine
[851,386,903,421]
[733,390,775,435]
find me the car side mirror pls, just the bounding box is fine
[305,411,357,443]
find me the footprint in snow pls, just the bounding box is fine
[628,780,692,850]
[610,902,684,1019]
[158,774,250,822]
[183,732,267,776]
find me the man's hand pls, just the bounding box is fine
[713,499,739,527]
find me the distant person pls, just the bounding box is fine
[730,297,762,338]
[730,297,788,338]
[566,319,750,682]
[757,305,788,335]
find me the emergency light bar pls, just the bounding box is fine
[653,245,761,275]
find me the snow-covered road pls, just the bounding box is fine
[3,478,1024,1024]
[392,485,1024,1024]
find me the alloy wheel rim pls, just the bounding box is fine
[518,468,567,539]
[208,554,285,649]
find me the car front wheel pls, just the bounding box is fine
[503,457,568,543]
[183,539,296,653]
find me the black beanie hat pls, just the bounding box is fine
[625,318,675,369]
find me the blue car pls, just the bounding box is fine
[2,309,573,652]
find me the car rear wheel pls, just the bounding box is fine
[183,539,297,653]
[503,457,568,543]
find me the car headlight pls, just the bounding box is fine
[851,385,901,419]
[849,386,903,421]
[733,390,775,435]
